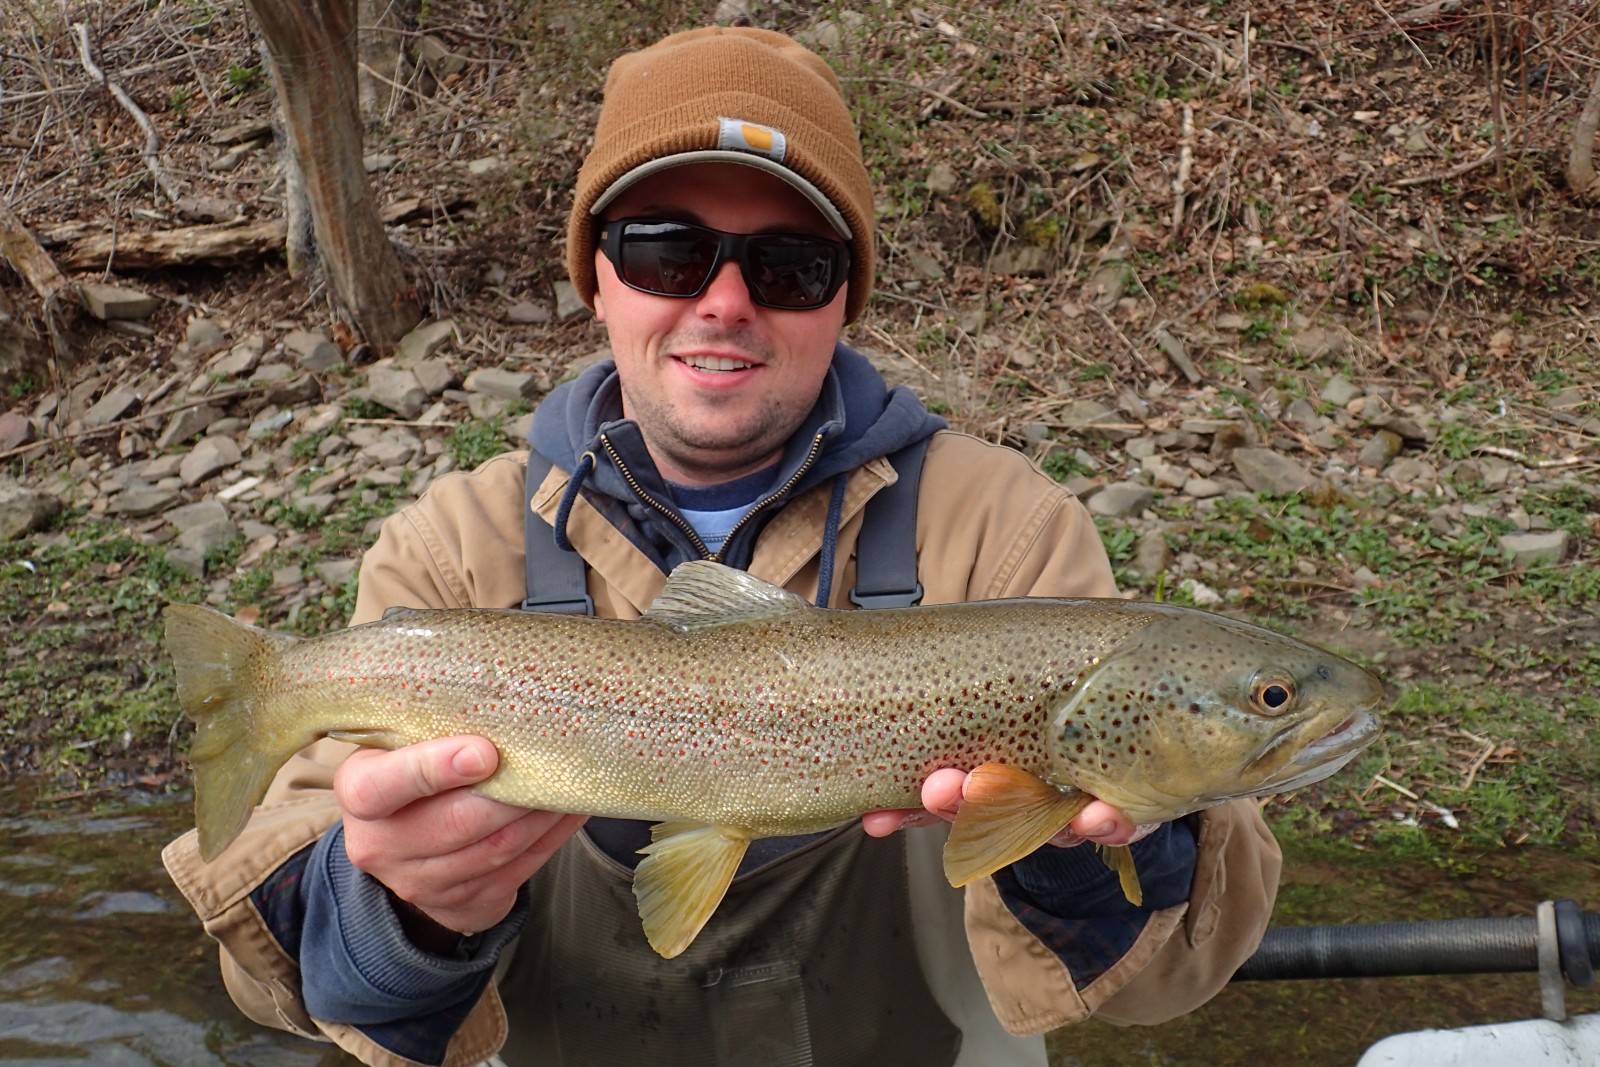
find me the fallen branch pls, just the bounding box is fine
[1389,145,1501,188]
[46,196,471,272]
[71,21,182,204]
[0,199,73,303]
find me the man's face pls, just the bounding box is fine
[593,162,849,487]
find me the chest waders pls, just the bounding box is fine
[503,441,961,1066]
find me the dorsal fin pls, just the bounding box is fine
[644,560,813,632]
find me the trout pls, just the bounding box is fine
[165,560,1383,958]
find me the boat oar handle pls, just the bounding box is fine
[1233,899,1599,986]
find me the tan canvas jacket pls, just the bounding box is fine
[164,429,1282,1066]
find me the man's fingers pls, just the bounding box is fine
[335,736,499,821]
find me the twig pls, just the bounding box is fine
[1471,444,1587,468]
[1372,774,1421,800]
[0,385,273,462]
[1390,145,1502,188]
[1171,103,1194,238]
[342,416,454,429]
[71,21,181,203]
[840,75,989,120]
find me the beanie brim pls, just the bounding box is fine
[591,152,853,241]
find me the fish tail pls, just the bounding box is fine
[163,604,304,862]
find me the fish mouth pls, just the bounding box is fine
[1250,710,1379,793]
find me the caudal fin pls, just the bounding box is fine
[163,604,303,861]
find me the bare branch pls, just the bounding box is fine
[70,22,182,204]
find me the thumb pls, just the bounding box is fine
[335,735,499,820]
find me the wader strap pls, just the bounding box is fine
[848,438,928,609]
[521,453,594,615]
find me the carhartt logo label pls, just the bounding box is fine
[718,117,786,162]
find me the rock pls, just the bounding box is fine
[465,367,540,403]
[315,559,359,588]
[1142,455,1190,491]
[1152,328,1201,384]
[396,320,457,364]
[180,435,243,486]
[1231,448,1317,495]
[79,387,141,428]
[80,283,161,321]
[0,478,60,539]
[168,499,238,557]
[988,244,1050,276]
[184,318,227,355]
[419,34,467,76]
[465,156,504,177]
[1182,477,1226,499]
[1500,530,1568,567]
[1083,261,1130,310]
[506,301,550,325]
[1179,578,1224,607]
[366,365,428,419]
[927,162,959,197]
[272,564,305,591]
[553,280,590,321]
[1286,326,1347,362]
[0,411,34,451]
[1284,398,1329,434]
[1320,375,1362,407]
[209,335,266,379]
[248,409,295,440]
[211,118,272,146]
[156,404,222,450]
[110,484,181,517]
[165,498,229,533]
[1133,528,1171,579]
[1358,429,1404,471]
[266,375,322,407]
[411,359,459,397]
[208,141,260,173]
[284,329,344,372]
[1057,399,1136,442]
[361,428,422,467]
[1386,457,1439,490]
[1087,481,1155,518]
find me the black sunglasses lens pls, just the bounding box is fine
[746,236,842,309]
[617,223,719,297]
[610,220,845,309]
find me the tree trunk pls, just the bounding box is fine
[244,0,422,352]
[1567,68,1600,202]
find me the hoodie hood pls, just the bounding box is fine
[528,344,946,572]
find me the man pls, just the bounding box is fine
[165,26,1280,1067]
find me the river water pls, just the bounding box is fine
[2,780,1594,1066]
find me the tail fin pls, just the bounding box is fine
[163,604,303,861]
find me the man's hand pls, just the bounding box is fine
[860,767,1157,849]
[334,735,587,945]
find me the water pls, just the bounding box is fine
[0,780,350,1066]
[2,780,1595,1065]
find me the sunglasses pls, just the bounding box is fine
[597,218,850,311]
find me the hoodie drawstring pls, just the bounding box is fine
[814,472,849,607]
[553,451,597,552]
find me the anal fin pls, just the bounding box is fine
[633,821,751,959]
[943,763,1094,887]
[1097,843,1143,906]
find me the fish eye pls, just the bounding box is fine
[1250,672,1297,715]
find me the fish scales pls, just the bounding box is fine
[165,559,1384,958]
[260,599,1159,837]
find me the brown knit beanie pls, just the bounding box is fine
[567,27,875,323]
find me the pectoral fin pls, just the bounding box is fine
[1098,843,1143,906]
[633,822,751,959]
[942,763,1095,887]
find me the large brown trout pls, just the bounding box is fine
[165,560,1383,958]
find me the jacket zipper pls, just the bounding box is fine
[597,430,827,565]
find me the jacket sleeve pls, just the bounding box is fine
[161,455,538,1067]
[912,433,1281,1030]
